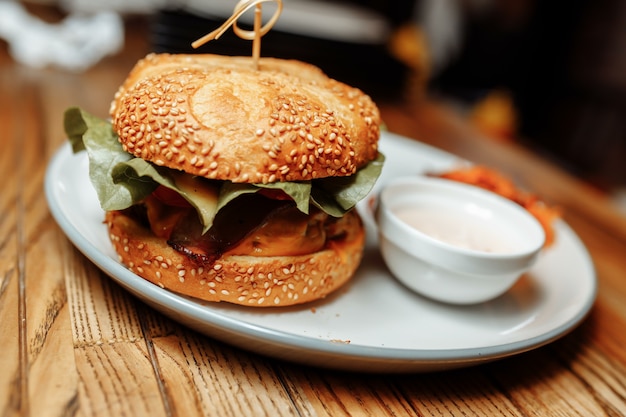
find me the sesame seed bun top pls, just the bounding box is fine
[110,53,381,184]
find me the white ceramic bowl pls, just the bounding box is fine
[376,176,546,304]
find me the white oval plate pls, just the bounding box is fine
[45,132,597,372]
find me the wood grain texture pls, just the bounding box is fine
[0,60,20,417]
[1,12,626,417]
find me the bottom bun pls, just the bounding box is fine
[105,210,365,307]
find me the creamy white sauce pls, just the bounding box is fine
[394,206,515,253]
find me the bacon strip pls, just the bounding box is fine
[166,194,294,264]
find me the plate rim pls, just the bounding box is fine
[44,132,598,371]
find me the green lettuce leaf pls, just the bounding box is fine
[64,107,154,210]
[111,158,220,232]
[313,153,385,216]
[64,107,384,231]
[216,181,312,214]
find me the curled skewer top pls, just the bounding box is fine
[191,0,283,69]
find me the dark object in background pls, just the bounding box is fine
[430,0,626,189]
[532,0,626,189]
[149,2,415,101]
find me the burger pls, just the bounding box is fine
[65,53,383,307]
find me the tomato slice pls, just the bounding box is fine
[258,188,291,200]
[152,186,191,208]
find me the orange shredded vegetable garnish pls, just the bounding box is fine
[437,166,561,248]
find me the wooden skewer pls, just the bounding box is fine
[191,0,283,71]
[252,4,262,70]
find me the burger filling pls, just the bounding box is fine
[65,107,380,267]
[123,186,360,266]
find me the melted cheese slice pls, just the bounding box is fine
[171,171,219,230]
[225,210,327,257]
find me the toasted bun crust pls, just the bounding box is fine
[110,53,380,183]
[105,209,365,307]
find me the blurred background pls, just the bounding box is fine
[2,0,626,209]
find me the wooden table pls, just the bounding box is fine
[2,17,626,417]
